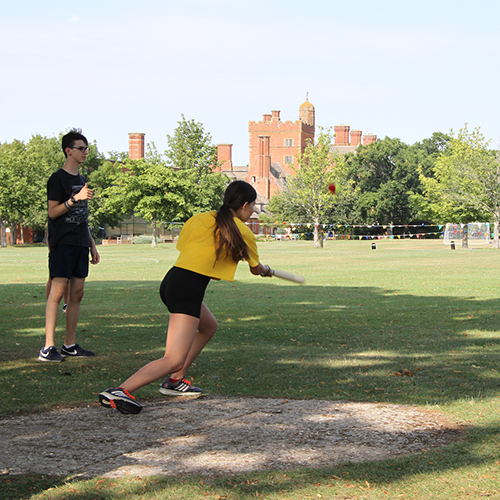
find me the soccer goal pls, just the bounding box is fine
[443,223,491,245]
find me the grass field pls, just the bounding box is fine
[1,239,499,499]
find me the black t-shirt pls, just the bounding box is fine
[47,169,90,248]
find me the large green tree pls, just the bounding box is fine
[0,135,65,244]
[165,115,228,213]
[268,129,351,248]
[25,135,66,230]
[0,140,28,244]
[412,132,452,178]
[420,125,500,247]
[86,158,126,234]
[105,145,193,247]
[345,137,422,228]
[407,132,452,221]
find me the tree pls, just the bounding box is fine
[345,137,422,228]
[268,129,350,248]
[0,140,27,244]
[24,135,66,234]
[407,132,452,222]
[0,136,64,244]
[86,159,126,234]
[106,145,194,247]
[413,132,452,178]
[420,125,500,248]
[165,115,228,213]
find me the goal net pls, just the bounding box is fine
[443,223,491,245]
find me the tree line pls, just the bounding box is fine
[267,125,500,248]
[0,116,228,247]
[1,118,499,248]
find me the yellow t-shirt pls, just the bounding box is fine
[174,211,260,282]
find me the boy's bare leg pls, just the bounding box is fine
[64,277,86,346]
[45,278,68,348]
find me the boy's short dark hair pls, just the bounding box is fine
[62,128,88,157]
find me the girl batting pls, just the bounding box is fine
[99,180,272,413]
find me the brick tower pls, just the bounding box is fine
[247,99,315,197]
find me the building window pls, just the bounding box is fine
[285,156,293,164]
[285,139,293,147]
[251,176,256,183]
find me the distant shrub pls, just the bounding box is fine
[132,236,161,244]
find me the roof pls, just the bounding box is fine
[299,99,314,110]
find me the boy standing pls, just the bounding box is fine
[38,129,100,362]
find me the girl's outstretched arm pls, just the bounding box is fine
[250,263,272,276]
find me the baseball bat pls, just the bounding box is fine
[271,268,306,284]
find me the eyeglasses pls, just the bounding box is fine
[71,146,89,153]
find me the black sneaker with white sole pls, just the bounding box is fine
[38,346,65,362]
[99,388,142,414]
[159,377,202,396]
[61,344,95,357]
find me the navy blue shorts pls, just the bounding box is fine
[159,267,211,318]
[49,244,89,280]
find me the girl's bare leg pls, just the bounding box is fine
[170,302,217,380]
[120,313,200,393]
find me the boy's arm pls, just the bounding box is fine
[89,228,100,265]
[48,199,74,220]
[47,183,94,220]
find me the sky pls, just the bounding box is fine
[1,0,500,165]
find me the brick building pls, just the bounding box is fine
[127,99,377,216]
[213,99,376,209]
[243,99,315,200]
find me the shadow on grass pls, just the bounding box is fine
[1,279,500,497]
[204,279,500,407]
[2,279,500,408]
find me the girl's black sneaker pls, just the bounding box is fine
[159,377,202,396]
[99,388,142,414]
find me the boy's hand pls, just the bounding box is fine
[76,183,94,201]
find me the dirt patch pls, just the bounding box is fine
[0,396,464,479]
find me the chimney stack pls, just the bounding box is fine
[128,133,145,159]
[363,134,377,145]
[334,125,350,146]
[217,144,233,172]
[350,130,362,147]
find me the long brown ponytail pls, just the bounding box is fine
[214,181,257,263]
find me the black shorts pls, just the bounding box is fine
[159,267,211,319]
[49,244,89,280]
